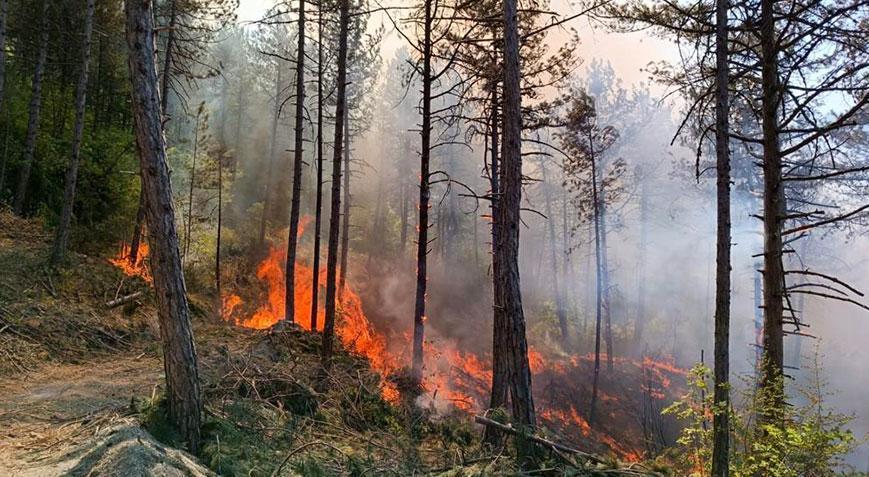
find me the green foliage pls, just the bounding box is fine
[663,355,858,476]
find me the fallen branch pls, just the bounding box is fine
[105,291,143,308]
[474,415,605,465]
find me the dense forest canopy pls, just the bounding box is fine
[0,0,866,475]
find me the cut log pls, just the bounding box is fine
[105,291,143,308]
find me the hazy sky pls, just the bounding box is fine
[234,0,678,91]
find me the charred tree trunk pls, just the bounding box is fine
[411,0,432,384]
[338,110,351,296]
[50,0,96,266]
[129,191,146,264]
[588,130,603,426]
[124,0,202,453]
[259,66,282,249]
[321,0,350,369]
[501,0,536,441]
[310,16,325,330]
[711,0,732,473]
[541,162,568,347]
[12,0,49,215]
[284,0,306,324]
[759,0,786,420]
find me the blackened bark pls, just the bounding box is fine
[285,0,306,324]
[51,0,96,266]
[759,0,786,420]
[124,0,202,453]
[711,0,732,473]
[411,0,432,384]
[501,0,536,438]
[12,0,49,215]
[0,0,7,119]
[321,0,350,368]
[311,16,325,330]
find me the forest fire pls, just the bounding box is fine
[109,241,152,283]
[219,234,686,460]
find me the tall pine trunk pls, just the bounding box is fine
[285,0,306,324]
[588,130,603,425]
[124,0,202,452]
[50,0,96,266]
[411,0,433,384]
[0,0,8,194]
[338,110,351,296]
[711,0,732,473]
[12,0,49,215]
[321,0,350,368]
[501,0,536,441]
[759,0,786,420]
[600,185,613,372]
[485,87,509,446]
[129,0,175,264]
[310,15,325,330]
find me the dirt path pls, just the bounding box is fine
[0,353,163,476]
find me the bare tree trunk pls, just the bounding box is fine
[284,0,306,324]
[12,0,49,215]
[129,0,175,265]
[600,192,613,372]
[216,153,222,303]
[485,87,509,446]
[259,67,282,248]
[310,16,325,330]
[124,0,201,453]
[50,0,96,266]
[711,0,732,473]
[501,0,536,444]
[759,0,786,420]
[321,0,350,369]
[160,0,176,118]
[338,109,351,296]
[183,109,201,260]
[588,130,603,425]
[541,162,568,347]
[410,0,433,385]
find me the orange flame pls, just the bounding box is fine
[109,241,152,283]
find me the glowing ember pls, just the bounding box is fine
[109,241,152,283]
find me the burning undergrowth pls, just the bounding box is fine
[216,220,687,462]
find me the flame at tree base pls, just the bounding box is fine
[109,241,152,283]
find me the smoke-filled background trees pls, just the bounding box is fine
[0,0,866,474]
